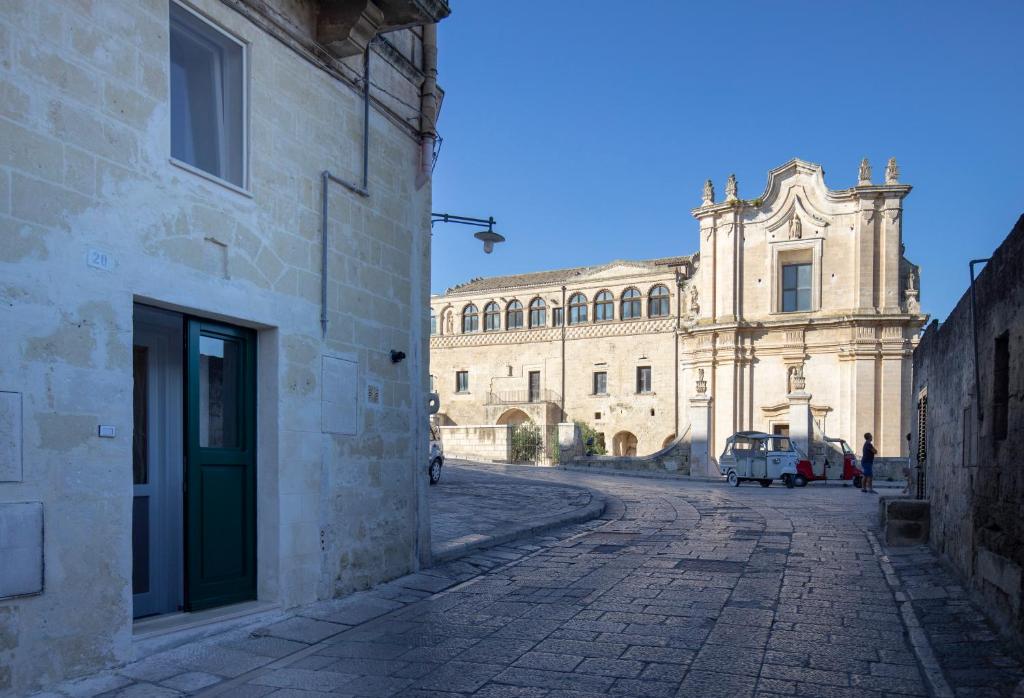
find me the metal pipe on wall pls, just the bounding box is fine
[416,23,438,190]
[321,47,371,336]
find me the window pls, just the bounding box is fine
[648,285,670,317]
[621,288,641,319]
[636,366,652,394]
[594,291,614,322]
[430,309,436,336]
[568,293,588,325]
[782,263,812,312]
[593,371,607,395]
[993,332,1009,441]
[461,304,479,333]
[483,302,500,331]
[170,2,245,187]
[552,307,564,327]
[506,300,524,329]
[455,371,469,393]
[529,298,546,328]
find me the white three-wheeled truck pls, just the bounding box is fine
[719,431,802,488]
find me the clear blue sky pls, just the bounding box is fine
[431,1,1024,322]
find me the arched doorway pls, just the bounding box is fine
[612,431,638,457]
[496,408,530,426]
[661,434,677,450]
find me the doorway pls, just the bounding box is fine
[132,305,257,618]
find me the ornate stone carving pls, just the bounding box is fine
[702,179,714,206]
[788,364,806,393]
[725,173,738,201]
[858,158,872,186]
[443,311,453,335]
[885,157,899,185]
[789,214,802,240]
[689,285,700,315]
[907,268,917,292]
[695,368,707,394]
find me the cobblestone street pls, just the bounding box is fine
[36,464,1024,698]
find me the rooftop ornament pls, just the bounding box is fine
[431,213,506,254]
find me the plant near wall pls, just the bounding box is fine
[575,420,607,455]
[510,421,543,463]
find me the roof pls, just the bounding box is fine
[443,254,695,296]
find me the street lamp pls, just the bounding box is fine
[431,213,506,254]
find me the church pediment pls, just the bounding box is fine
[578,262,660,281]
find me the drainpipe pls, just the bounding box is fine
[969,258,990,422]
[560,285,567,420]
[321,47,371,336]
[416,23,437,190]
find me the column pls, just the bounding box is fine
[689,395,713,476]
[787,389,812,457]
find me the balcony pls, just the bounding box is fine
[485,389,561,406]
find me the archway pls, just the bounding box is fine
[612,431,638,457]
[496,408,531,426]
[661,434,677,450]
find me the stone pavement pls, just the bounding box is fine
[430,461,602,561]
[32,464,1024,698]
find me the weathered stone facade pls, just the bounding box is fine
[0,0,446,693]
[913,214,1024,645]
[430,159,926,472]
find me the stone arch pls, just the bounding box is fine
[661,433,677,450]
[496,409,531,426]
[612,431,638,457]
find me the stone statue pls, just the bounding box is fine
[885,157,899,185]
[444,312,453,335]
[907,268,917,291]
[907,293,920,314]
[695,368,707,394]
[689,285,700,315]
[789,214,802,240]
[858,158,872,185]
[788,365,806,393]
[702,179,714,206]
[725,173,738,201]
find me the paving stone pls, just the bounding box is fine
[249,668,359,692]
[159,671,222,692]
[254,617,346,644]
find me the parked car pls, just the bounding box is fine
[429,424,444,485]
[718,431,804,488]
[793,437,863,488]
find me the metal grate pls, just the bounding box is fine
[916,395,927,500]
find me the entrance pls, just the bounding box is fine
[132,306,257,618]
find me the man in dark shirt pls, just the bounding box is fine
[861,433,877,493]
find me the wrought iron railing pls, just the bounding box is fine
[485,389,561,405]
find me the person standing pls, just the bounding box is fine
[861,433,877,493]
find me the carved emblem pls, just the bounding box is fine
[858,158,872,185]
[788,364,806,393]
[702,179,715,206]
[695,368,707,395]
[885,157,899,185]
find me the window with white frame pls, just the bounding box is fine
[593,371,607,395]
[456,371,469,393]
[170,2,245,187]
[636,366,652,394]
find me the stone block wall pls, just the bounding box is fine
[913,214,1024,645]
[0,0,436,692]
[438,425,512,463]
[568,435,691,476]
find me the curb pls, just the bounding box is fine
[430,490,607,565]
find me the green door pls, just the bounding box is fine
[185,319,256,611]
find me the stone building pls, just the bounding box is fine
[0,0,448,693]
[430,158,927,472]
[912,214,1024,645]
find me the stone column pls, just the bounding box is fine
[787,389,812,457]
[689,367,714,476]
[557,422,578,463]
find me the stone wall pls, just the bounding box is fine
[567,435,691,476]
[437,425,512,463]
[0,1,437,693]
[913,214,1024,645]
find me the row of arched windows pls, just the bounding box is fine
[445,285,672,334]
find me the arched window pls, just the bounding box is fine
[506,300,524,329]
[568,293,588,325]
[529,298,546,328]
[648,285,670,317]
[594,290,614,322]
[461,304,479,333]
[483,302,500,331]
[621,288,641,319]
[430,309,437,335]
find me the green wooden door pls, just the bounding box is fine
[185,319,256,611]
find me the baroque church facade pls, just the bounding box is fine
[429,158,927,471]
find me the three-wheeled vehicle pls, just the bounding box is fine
[793,437,863,488]
[719,431,802,488]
